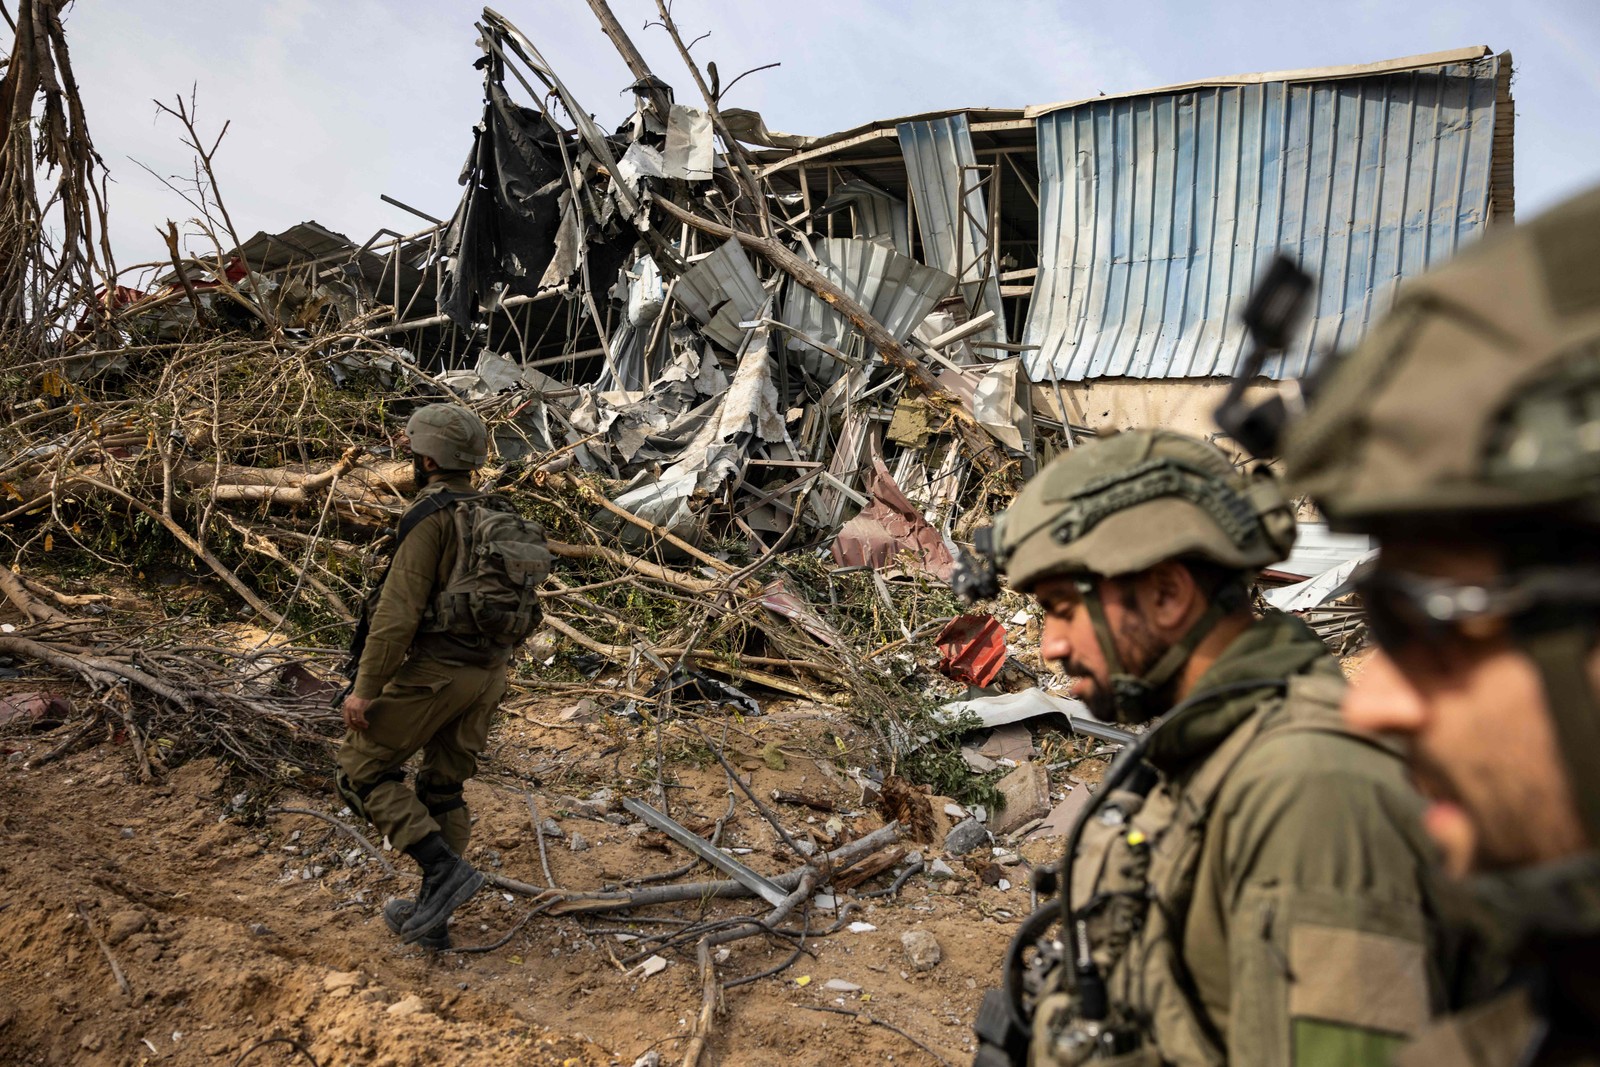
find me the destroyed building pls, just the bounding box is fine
[0,11,1528,1063]
[191,39,1513,570]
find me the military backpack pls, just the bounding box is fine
[419,493,551,647]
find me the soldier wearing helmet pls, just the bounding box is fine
[335,403,500,949]
[967,430,1454,1066]
[1280,185,1600,1063]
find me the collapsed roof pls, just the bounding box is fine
[198,20,1514,559]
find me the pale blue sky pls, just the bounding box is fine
[63,0,1600,274]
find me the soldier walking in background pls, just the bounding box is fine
[336,403,549,948]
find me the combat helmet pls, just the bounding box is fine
[967,429,1296,721]
[406,403,488,471]
[1278,182,1600,843]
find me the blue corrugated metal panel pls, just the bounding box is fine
[898,114,1007,343]
[1024,53,1504,381]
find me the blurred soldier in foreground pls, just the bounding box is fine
[961,430,1452,1065]
[336,404,549,948]
[1281,185,1600,1063]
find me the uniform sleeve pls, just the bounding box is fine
[1216,736,1438,1067]
[353,510,448,699]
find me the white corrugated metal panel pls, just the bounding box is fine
[1024,50,1508,381]
[672,237,768,352]
[897,114,1007,344]
[1274,522,1374,580]
[779,237,955,384]
[819,180,910,255]
[1024,46,1495,119]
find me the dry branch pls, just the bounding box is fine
[542,615,836,699]
[545,540,732,596]
[0,563,70,622]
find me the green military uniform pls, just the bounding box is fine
[336,477,510,855]
[333,403,527,947]
[964,430,1450,1066]
[1274,186,1600,1064]
[1031,611,1447,1066]
[1392,854,1600,1066]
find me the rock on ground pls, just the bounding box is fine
[901,929,943,971]
[943,817,988,855]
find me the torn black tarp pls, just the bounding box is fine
[439,76,568,327]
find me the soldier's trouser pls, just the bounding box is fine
[335,655,507,854]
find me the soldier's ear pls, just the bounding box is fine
[1139,559,1199,632]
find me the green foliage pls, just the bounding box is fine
[896,705,1005,810]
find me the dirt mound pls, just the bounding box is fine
[0,693,1083,1066]
[0,756,609,1066]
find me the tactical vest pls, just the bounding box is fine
[1030,671,1350,1067]
[347,483,549,674]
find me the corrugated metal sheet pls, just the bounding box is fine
[1273,521,1374,580]
[897,115,1007,344]
[673,237,768,352]
[780,237,955,384]
[819,181,910,255]
[1024,50,1507,381]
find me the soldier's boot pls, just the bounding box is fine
[399,832,483,945]
[382,898,451,950]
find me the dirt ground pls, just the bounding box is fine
[0,651,1100,1067]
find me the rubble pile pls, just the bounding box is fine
[0,4,1100,786]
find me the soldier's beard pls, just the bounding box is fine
[412,455,429,493]
[1063,609,1173,724]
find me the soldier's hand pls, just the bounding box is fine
[342,695,373,731]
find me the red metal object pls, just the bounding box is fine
[935,614,1008,687]
[830,457,955,580]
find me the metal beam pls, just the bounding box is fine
[623,798,790,907]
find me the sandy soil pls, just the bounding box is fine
[0,672,1099,1067]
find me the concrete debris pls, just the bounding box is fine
[992,763,1052,836]
[901,929,943,971]
[1026,786,1097,842]
[959,745,1000,774]
[634,955,669,979]
[943,817,989,856]
[977,722,1036,764]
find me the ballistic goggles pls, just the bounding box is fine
[1356,566,1600,656]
